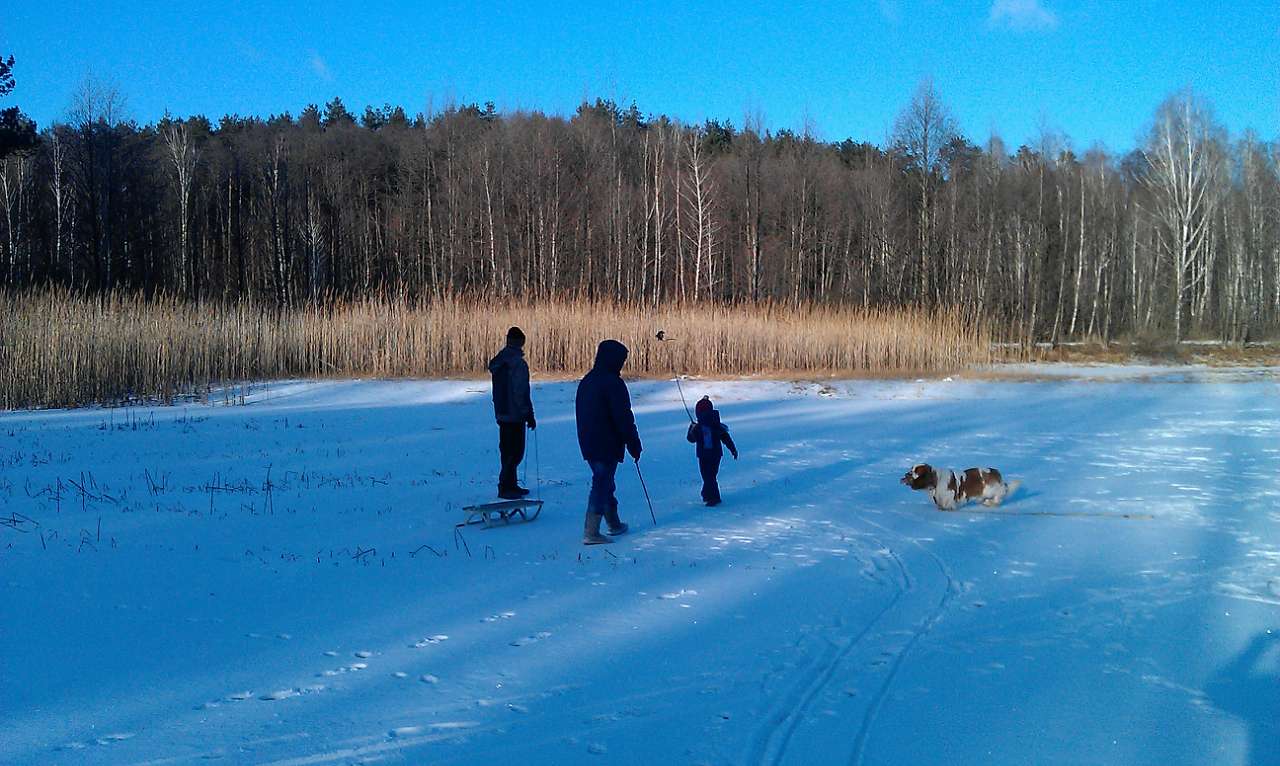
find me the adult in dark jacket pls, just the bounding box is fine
[686,396,738,505]
[575,339,642,544]
[488,326,536,499]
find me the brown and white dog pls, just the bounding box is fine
[901,464,1020,511]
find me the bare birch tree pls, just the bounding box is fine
[1138,89,1227,340]
[681,126,719,300]
[893,79,957,305]
[162,118,198,295]
[49,128,67,277]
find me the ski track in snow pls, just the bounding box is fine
[849,524,959,766]
[2,367,1279,765]
[746,541,909,766]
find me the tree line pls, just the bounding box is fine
[1,74,1277,343]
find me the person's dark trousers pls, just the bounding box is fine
[699,453,722,504]
[498,422,526,491]
[587,460,619,515]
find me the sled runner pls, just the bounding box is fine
[457,498,544,529]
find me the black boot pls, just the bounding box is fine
[583,512,611,545]
[603,505,629,536]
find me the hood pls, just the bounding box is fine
[488,344,523,374]
[696,407,720,427]
[592,339,629,375]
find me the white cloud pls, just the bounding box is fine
[309,52,332,81]
[989,0,1059,31]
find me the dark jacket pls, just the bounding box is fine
[488,344,534,424]
[687,407,737,459]
[575,340,642,463]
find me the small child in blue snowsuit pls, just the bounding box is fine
[687,396,738,506]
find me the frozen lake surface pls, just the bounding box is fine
[2,366,1277,765]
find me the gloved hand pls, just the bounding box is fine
[731,448,739,460]
[527,414,536,430]
[627,440,642,461]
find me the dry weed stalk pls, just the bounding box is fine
[0,290,993,409]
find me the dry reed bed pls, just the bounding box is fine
[0,291,993,409]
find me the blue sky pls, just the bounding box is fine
[3,0,1278,152]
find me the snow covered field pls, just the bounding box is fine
[2,366,1278,765]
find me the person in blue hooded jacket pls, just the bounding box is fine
[686,396,738,506]
[575,339,642,544]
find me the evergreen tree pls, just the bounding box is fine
[0,54,38,157]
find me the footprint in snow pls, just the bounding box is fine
[354,650,373,658]
[226,691,254,702]
[420,674,440,684]
[587,742,608,755]
[482,611,517,622]
[393,671,408,678]
[412,635,450,647]
[659,589,698,600]
[428,721,479,731]
[260,684,324,701]
[95,733,136,745]
[510,631,552,647]
[323,662,367,676]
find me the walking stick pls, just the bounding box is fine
[520,433,527,489]
[656,330,695,423]
[533,426,541,501]
[634,458,657,527]
[673,376,694,424]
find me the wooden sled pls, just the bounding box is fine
[457,499,544,529]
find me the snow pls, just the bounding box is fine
[970,363,1280,388]
[1,369,1277,765]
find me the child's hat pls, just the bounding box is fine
[695,396,713,414]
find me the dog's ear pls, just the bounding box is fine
[903,463,933,490]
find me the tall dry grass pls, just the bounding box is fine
[0,290,994,409]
